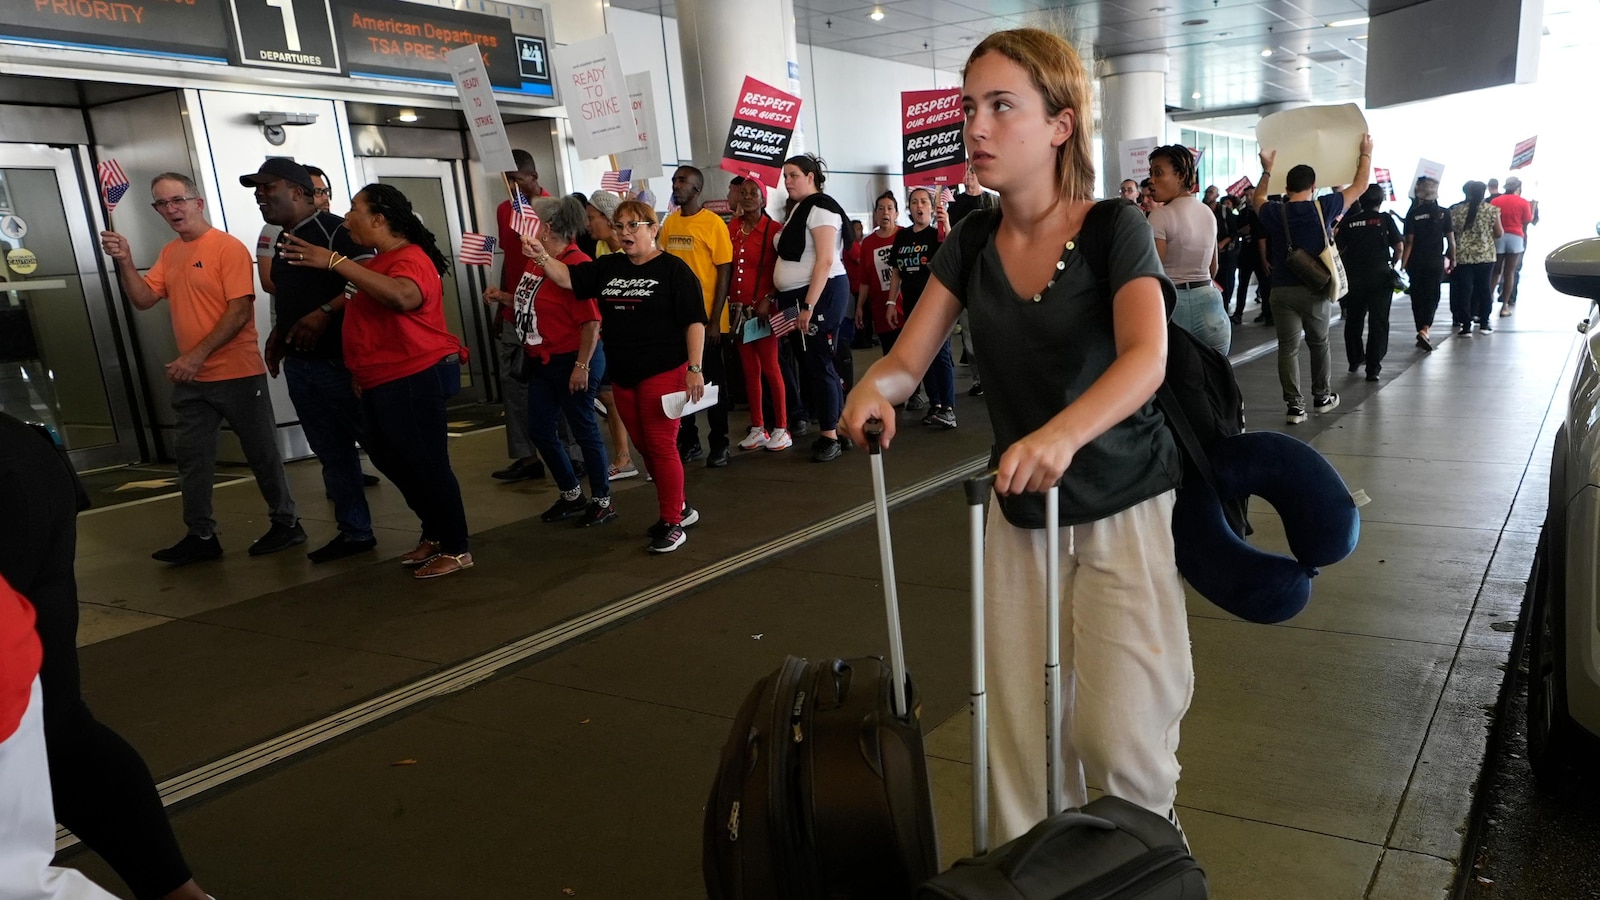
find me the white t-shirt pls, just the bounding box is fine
[773,205,847,292]
[1147,195,1217,284]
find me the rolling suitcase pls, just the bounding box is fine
[703,423,940,899]
[916,475,1208,899]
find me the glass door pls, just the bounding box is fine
[357,158,491,404]
[0,144,140,468]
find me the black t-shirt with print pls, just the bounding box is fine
[567,251,708,386]
[1403,201,1452,262]
[1334,207,1402,290]
[891,225,941,312]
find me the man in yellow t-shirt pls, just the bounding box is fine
[100,172,302,565]
[660,165,734,467]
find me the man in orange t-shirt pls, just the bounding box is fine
[100,172,303,565]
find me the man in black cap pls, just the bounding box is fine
[242,158,378,562]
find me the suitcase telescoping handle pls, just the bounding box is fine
[964,475,1064,855]
[865,419,911,720]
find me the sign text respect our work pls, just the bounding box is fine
[736,92,798,122]
[728,124,787,156]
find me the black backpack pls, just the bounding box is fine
[953,202,1249,537]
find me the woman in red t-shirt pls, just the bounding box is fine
[725,176,790,451]
[486,196,614,528]
[283,184,471,579]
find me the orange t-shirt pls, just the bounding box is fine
[144,228,264,382]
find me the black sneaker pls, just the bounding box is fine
[789,419,812,438]
[1313,392,1340,413]
[904,393,928,411]
[679,443,704,463]
[492,459,544,481]
[542,493,589,522]
[576,498,618,528]
[1365,371,1380,382]
[1478,322,1494,334]
[648,523,687,553]
[1459,324,1472,337]
[307,533,378,564]
[1286,405,1307,425]
[646,504,699,539]
[931,406,957,429]
[362,472,381,487]
[811,436,842,462]
[968,381,984,397]
[706,446,731,468]
[152,533,222,565]
[249,521,307,556]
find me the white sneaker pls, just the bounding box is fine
[764,427,793,451]
[738,426,769,450]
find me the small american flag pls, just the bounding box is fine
[509,190,542,240]
[600,169,632,193]
[459,232,497,266]
[938,187,955,205]
[98,159,130,212]
[769,304,798,338]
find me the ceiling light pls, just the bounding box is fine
[1182,18,1208,26]
[1150,6,1168,11]
[1260,49,1273,57]
[1191,91,1202,99]
[396,109,419,123]
[870,7,884,20]
[1328,17,1369,28]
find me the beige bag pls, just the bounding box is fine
[1314,197,1348,302]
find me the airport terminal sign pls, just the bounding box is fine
[0,0,233,62]
[338,2,521,90]
[229,0,342,75]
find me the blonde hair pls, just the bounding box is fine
[963,29,1096,202]
[613,199,658,226]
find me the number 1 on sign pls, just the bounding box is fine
[266,0,302,52]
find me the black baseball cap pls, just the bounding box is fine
[240,158,314,193]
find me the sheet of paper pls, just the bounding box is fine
[1255,104,1369,189]
[741,315,772,342]
[661,383,719,420]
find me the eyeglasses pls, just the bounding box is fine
[313,188,332,197]
[611,220,652,231]
[150,197,199,211]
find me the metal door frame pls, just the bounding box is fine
[356,157,494,404]
[0,142,144,469]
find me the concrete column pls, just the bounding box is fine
[675,0,792,198]
[1096,53,1168,199]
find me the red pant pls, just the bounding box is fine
[735,333,785,429]
[612,366,687,524]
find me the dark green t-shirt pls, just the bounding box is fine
[930,204,1180,527]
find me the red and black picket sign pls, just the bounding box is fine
[719,76,802,189]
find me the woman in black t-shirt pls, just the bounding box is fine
[887,187,957,429]
[537,200,709,554]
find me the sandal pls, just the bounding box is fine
[1498,303,1514,317]
[413,552,473,579]
[399,538,441,567]
[608,461,640,480]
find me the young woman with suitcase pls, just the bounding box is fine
[841,27,1194,848]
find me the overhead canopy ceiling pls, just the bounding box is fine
[608,0,1599,124]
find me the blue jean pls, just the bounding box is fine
[361,359,469,554]
[777,274,850,432]
[284,357,373,541]
[1172,283,1231,355]
[526,346,610,498]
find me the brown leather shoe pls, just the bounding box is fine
[399,539,441,567]
[413,552,473,579]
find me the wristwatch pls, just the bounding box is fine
[318,302,335,315]
[798,302,812,311]
[687,364,703,374]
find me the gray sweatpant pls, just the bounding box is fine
[171,374,296,539]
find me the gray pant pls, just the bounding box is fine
[1269,284,1333,406]
[172,374,296,539]
[497,326,533,460]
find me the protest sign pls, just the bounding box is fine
[719,76,801,188]
[446,44,517,173]
[615,72,663,180]
[551,34,638,160]
[1409,158,1445,197]
[1119,137,1158,185]
[1511,136,1536,170]
[901,88,966,187]
[1256,103,1368,184]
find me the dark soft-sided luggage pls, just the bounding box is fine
[915,476,1207,900]
[703,424,939,899]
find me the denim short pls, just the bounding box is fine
[1495,233,1525,255]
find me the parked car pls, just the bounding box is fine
[1530,236,1600,785]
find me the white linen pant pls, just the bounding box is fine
[985,490,1193,845]
[0,678,118,899]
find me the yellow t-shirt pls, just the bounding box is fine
[144,228,264,382]
[659,208,733,331]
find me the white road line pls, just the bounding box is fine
[57,454,988,850]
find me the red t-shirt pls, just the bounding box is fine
[843,242,864,296]
[727,214,780,306]
[857,228,901,334]
[343,245,465,389]
[512,244,601,362]
[1489,194,1533,238]
[495,189,553,322]
[0,573,41,744]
